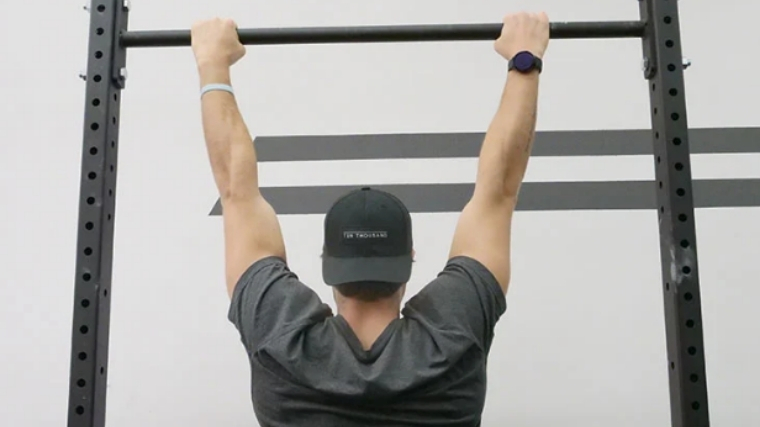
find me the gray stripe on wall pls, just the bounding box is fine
[209,179,760,215]
[254,127,760,161]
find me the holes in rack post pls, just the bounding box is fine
[74,2,127,422]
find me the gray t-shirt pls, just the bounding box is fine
[228,255,507,427]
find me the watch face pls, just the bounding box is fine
[513,52,535,71]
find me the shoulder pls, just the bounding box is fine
[233,256,294,293]
[401,256,507,346]
[238,255,291,281]
[443,256,499,277]
[408,256,505,307]
[228,256,332,351]
[437,256,504,297]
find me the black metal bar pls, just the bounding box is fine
[67,0,127,426]
[121,21,645,48]
[639,0,711,425]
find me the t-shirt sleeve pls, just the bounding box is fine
[402,256,507,353]
[227,256,332,353]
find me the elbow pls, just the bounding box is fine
[219,186,261,204]
[473,181,519,208]
[475,163,524,202]
[502,175,524,200]
[217,164,260,203]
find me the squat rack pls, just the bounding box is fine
[68,0,710,426]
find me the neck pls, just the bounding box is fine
[338,299,400,351]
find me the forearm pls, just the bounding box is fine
[476,70,540,199]
[198,63,259,200]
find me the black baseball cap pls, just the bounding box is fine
[322,187,413,286]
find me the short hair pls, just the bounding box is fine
[334,281,404,302]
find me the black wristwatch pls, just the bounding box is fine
[508,51,543,74]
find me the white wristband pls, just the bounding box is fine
[201,83,234,98]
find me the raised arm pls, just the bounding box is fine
[192,19,286,297]
[448,12,550,293]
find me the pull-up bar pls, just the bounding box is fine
[120,21,646,48]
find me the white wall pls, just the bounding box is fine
[1,0,758,426]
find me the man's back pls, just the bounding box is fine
[228,256,507,427]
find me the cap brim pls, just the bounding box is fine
[322,255,413,286]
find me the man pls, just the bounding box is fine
[192,11,549,427]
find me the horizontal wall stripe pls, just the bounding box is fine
[209,179,760,215]
[255,154,760,188]
[253,127,760,162]
[257,156,653,187]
